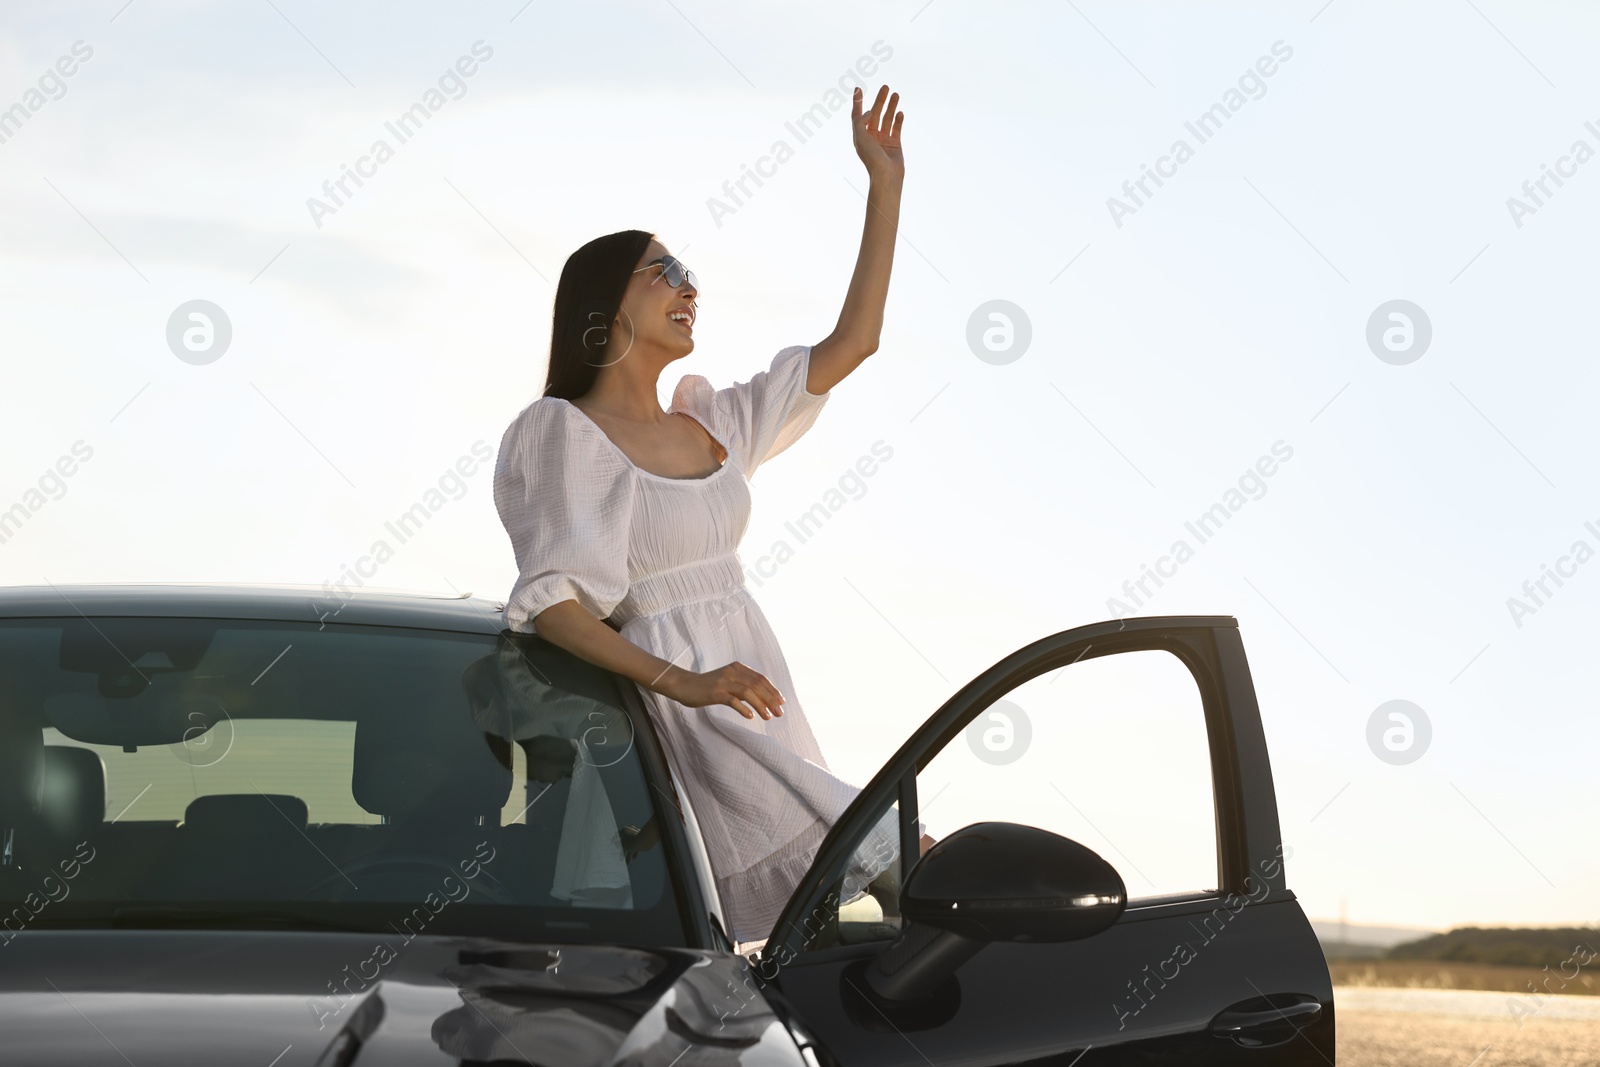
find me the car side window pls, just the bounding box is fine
[2,618,683,946]
[824,648,1218,948]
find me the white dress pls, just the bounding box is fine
[493,344,898,944]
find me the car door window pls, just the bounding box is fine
[825,648,1217,947]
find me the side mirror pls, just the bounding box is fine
[864,822,1126,1002]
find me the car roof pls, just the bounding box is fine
[0,583,509,634]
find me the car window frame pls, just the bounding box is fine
[609,667,732,951]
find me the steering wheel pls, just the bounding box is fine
[297,852,521,906]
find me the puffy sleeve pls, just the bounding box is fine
[493,398,635,634]
[669,344,830,478]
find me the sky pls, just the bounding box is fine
[1,0,1597,936]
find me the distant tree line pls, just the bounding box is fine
[1388,926,1599,967]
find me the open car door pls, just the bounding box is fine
[755,615,1334,1066]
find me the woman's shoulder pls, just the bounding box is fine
[668,370,715,421]
[504,394,596,436]
[668,345,814,417]
[497,395,627,471]
[500,394,565,444]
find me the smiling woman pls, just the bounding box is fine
[493,84,911,945]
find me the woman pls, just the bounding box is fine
[493,85,915,946]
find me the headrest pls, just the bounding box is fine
[183,794,308,836]
[0,710,42,826]
[353,712,511,824]
[39,746,106,840]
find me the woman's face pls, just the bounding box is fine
[614,238,698,363]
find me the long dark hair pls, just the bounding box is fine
[543,229,655,400]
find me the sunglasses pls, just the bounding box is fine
[632,255,699,294]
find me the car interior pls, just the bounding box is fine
[0,619,681,943]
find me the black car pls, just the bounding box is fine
[0,584,1334,1065]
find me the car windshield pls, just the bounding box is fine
[0,616,683,945]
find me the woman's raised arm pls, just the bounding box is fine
[808,84,905,396]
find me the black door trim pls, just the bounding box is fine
[761,615,1289,968]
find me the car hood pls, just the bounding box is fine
[0,929,803,1065]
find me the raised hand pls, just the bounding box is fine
[851,84,904,181]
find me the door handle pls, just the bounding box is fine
[1209,995,1323,1047]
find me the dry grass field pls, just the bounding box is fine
[1331,960,1600,997]
[1333,970,1600,1067]
[1337,1007,1600,1067]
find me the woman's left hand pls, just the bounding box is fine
[851,84,904,181]
[621,816,661,862]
